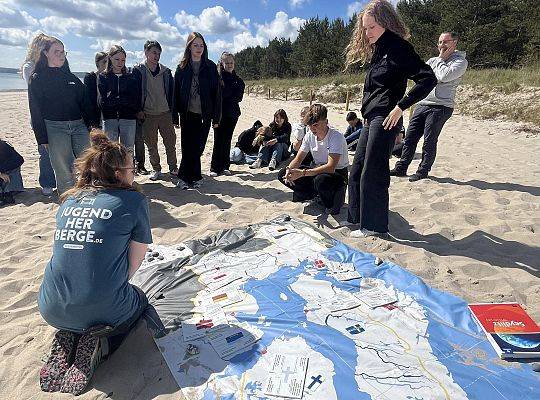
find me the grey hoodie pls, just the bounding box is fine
[419,51,468,108]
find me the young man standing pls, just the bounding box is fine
[134,40,178,180]
[391,32,468,181]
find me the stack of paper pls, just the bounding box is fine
[264,354,309,399]
[319,292,363,312]
[195,288,245,308]
[207,322,263,360]
[181,303,229,342]
[355,286,398,309]
[199,269,243,291]
[326,260,361,281]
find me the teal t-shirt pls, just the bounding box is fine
[38,189,152,332]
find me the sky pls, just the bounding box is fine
[0,0,373,71]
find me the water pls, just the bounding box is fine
[0,72,27,91]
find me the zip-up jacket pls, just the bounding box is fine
[361,30,437,120]
[133,62,177,124]
[0,140,24,173]
[98,68,142,120]
[419,51,468,108]
[174,59,222,124]
[269,121,292,145]
[83,71,101,127]
[28,64,90,145]
[221,70,245,119]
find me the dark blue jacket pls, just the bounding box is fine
[220,70,245,119]
[0,140,24,173]
[174,59,221,124]
[98,68,142,120]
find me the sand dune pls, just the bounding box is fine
[0,91,538,399]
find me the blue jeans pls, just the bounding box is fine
[103,119,136,153]
[45,119,89,194]
[38,144,56,189]
[258,142,288,164]
[1,167,24,193]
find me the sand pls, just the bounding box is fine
[0,91,539,399]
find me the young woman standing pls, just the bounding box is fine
[345,0,436,237]
[174,32,221,189]
[210,52,244,176]
[28,37,90,195]
[83,51,107,129]
[98,45,141,155]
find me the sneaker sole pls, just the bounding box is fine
[40,330,78,392]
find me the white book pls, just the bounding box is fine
[319,292,363,312]
[181,304,229,342]
[264,354,309,399]
[207,322,262,360]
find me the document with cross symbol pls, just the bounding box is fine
[264,354,309,399]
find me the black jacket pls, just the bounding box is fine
[83,72,101,127]
[28,64,90,145]
[0,140,24,173]
[133,62,178,124]
[235,120,263,154]
[361,30,437,120]
[174,59,222,124]
[220,70,245,119]
[270,121,292,145]
[98,69,142,120]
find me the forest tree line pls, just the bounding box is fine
[234,0,539,80]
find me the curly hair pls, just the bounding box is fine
[345,0,409,68]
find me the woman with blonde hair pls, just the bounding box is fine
[174,32,221,189]
[98,45,142,155]
[345,0,436,237]
[22,33,57,196]
[38,129,160,395]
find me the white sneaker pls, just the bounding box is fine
[222,169,232,176]
[149,171,161,181]
[192,179,203,189]
[350,228,380,238]
[176,179,189,190]
[41,187,54,196]
[249,158,262,169]
[209,171,218,177]
[268,158,277,171]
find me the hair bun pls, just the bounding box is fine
[89,129,111,148]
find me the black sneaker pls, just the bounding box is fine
[0,192,15,206]
[409,172,428,182]
[389,168,407,177]
[137,165,149,175]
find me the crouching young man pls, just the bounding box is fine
[278,104,349,215]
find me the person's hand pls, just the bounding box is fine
[0,172,10,183]
[284,167,305,184]
[42,144,49,150]
[265,138,277,146]
[136,111,145,120]
[439,46,454,61]
[213,123,219,129]
[383,106,403,130]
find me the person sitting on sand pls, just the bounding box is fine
[278,104,349,215]
[230,120,263,164]
[290,106,314,167]
[0,138,24,206]
[37,130,163,395]
[344,111,363,151]
[250,109,291,171]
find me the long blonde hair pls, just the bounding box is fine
[23,33,50,65]
[345,0,409,68]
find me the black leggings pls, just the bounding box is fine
[347,116,401,232]
[211,115,238,173]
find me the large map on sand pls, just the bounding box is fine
[131,216,539,399]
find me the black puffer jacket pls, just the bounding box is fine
[83,71,101,127]
[98,68,142,120]
[174,59,221,124]
[220,70,245,119]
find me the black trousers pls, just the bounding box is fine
[278,166,348,208]
[135,119,145,167]
[347,115,402,232]
[178,112,211,183]
[211,115,238,173]
[395,105,453,175]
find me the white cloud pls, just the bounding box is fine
[0,28,35,47]
[289,0,309,8]
[90,38,128,51]
[347,2,365,18]
[174,6,249,35]
[0,5,38,28]
[254,11,304,42]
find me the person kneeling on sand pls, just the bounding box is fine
[278,104,349,215]
[37,130,164,395]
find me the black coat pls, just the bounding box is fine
[98,69,142,120]
[361,30,437,120]
[220,70,245,119]
[0,140,24,173]
[83,72,101,127]
[174,59,221,124]
[28,64,90,145]
[235,121,262,154]
[269,121,292,145]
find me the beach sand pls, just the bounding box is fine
[0,91,538,399]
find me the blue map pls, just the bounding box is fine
[132,217,540,399]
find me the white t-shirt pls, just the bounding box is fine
[299,127,349,169]
[291,122,310,142]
